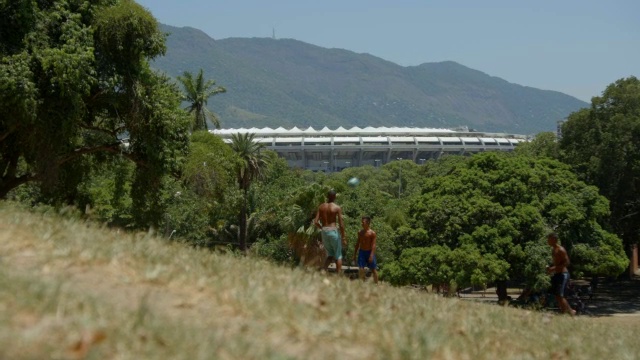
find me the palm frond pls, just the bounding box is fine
[177,69,225,131]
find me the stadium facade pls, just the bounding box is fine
[212,126,529,171]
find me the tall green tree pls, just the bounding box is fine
[559,77,640,253]
[177,69,226,131]
[163,131,237,244]
[249,154,308,241]
[230,132,270,251]
[0,0,190,228]
[183,131,237,200]
[515,132,559,159]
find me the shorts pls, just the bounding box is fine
[321,228,342,260]
[357,249,377,269]
[551,272,570,297]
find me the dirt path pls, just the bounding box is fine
[584,277,640,317]
[458,277,640,320]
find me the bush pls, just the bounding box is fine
[251,235,296,266]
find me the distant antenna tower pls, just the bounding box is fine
[272,27,276,39]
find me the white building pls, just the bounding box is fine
[212,126,528,171]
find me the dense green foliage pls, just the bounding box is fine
[559,77,640,252]
[383,152,627,291]
[152,24,587,133]
[515,132,559,159]
[163,131,238,243]
[0,0,191,229]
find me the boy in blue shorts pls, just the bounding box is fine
[353,216,379,283]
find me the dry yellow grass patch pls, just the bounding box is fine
[1,202,639,360]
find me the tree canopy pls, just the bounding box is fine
[0,0,191,227]
[384,151,627,290]
[559,76,640,251]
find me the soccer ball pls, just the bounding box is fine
[347,177,360,187]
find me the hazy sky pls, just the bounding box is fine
[136,0,639,102]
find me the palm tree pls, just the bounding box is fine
[230,132,270,251]
[177,69,226,131]
[281,183,328,267]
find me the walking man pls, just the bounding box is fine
[353,216,379,283]
[314,190,347,274]
[546,232,576,315]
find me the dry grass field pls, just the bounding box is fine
[1,202,638,360]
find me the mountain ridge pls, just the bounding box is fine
[152,24,588,134]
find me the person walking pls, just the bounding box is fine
[546,232,576,316]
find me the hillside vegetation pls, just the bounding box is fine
[152,24,588,134]
[1,203,638,360]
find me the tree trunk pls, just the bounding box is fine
[495,280,509,302]
[0,175,31,199]
[239,188,248,252]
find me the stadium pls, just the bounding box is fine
[212,126,529,171]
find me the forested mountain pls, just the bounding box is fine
[152,24,588,134]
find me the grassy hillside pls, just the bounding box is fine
[152,24,588,134]
[1,202,637,359]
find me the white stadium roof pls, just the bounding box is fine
[211,126,529,170]
[213,126,458,137]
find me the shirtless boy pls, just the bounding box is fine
[546,232,576,315]
[314,190,347,274]
[353,216,379,283]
